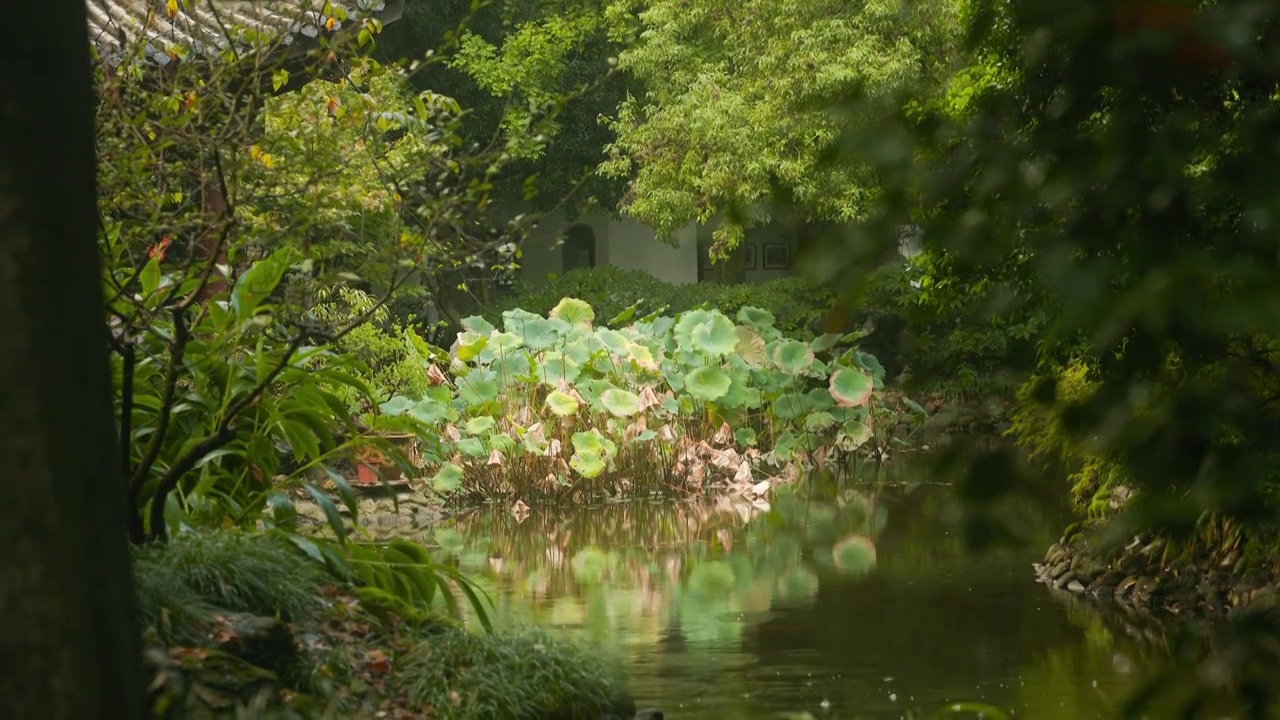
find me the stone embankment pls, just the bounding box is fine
[1034,535,1280,617]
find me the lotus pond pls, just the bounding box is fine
[410,461,1191,719]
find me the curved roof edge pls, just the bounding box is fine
[88,0,407,67]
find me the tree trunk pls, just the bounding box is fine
[0,2,144,718]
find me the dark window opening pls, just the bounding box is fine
[563,224,597,271]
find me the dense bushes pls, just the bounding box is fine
[1007,360,1129,519]
[855,257,1047,402]
[486,266,836,338]
[132,530,324,645]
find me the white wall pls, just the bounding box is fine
[515,210,698,284]
[605,216,699,284]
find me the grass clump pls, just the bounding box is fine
[398,626,632,719]
[133,529,324,644]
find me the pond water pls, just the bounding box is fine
[423,462,1173,719]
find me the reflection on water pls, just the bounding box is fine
[424,463,1168,718]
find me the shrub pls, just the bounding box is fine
[398,627,632,719]
[856,257,1043,401]
[1007,359,1128,517]
[132,529,324,644]
[487,266,835,338]
[310,285,437,408]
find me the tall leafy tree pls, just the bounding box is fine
[380,0,632,215]
[599,0,962,248]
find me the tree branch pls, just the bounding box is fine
[146,332,306,542]
[145,425,238,543]
[129,308,188,496]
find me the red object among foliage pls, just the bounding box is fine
[148,235,172,262]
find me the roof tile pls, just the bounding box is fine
[87,0,403,65]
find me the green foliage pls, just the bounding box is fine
[309,286,439,408]
[398,627,631,718]
[821,0,1280,710]
[94,9,530,625]
[344,540,493,632]
[1008,360,1129,517]
[132,530,323,644]
[380,298,919,501]
[857,256,1048,401]
[489,266,836,338]
[382,0,631,214]
[599,0,963,247]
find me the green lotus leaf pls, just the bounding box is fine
[902,397,928,417]
[571,429,607,455]
[717,373,751,409]
[492,351,533,385]
[455,331,487,362]
[600,387,642,417]
[545,390,580,417]
[735,326,768,366]
[378,396,413,416]
[430,463,464,493]
[671,348,704,369]
[574,378,613,413]
[685,365,732,402]
[563,337,595,367]
[504,309,560,351]
[805,387,837,411]
[771,340,815,374]
[627,342,660,372]
[773,430,797,461]
[640,315,675,341]
[850,351,886,381]
[830,367,874,407]
[795,431,822,454]
[839,419,874,450]
[464,416,496,435]
[457,377,499,406]
[549,297,595,328]
[734,427,758,447]
[663,362,686,392]
[736,306,776,330]
[597,328,632,356]
[810,332,842,353]
[460,315,495,335]
[478,331,524,360]
[455,437,486,457]
[632,429,658,443]
[538,351,581,386]
[607,301,642,327]
[770,392,811,421]
[570,450,606,478]
[690,313,739,357]
[804,411,838,433]
[660,395,681,416]
[673,309,714,344]
[408,393,453,425]
[489,433,517,454]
